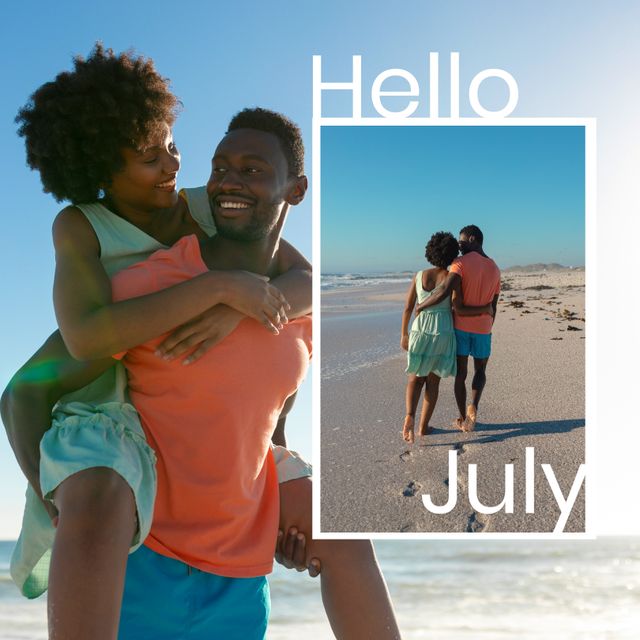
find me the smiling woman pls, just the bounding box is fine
[16,43,180,206]
[4,44,298,640]
[105,127,181,221]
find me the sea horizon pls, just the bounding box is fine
[321,264,585,293]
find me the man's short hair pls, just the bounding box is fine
[227,108,304,177]
[460,224,483,244]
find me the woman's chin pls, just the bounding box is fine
[154,189,179,209]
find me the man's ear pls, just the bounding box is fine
[286,175,308,206]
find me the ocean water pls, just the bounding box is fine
[1,538,637,639]
[321,273,410,380]
[321,273,412,292]
[321,308,401,381]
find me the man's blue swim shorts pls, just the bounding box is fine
[119,544,270,640]
[455,329,492,360]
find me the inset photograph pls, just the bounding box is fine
[320,124,588,534]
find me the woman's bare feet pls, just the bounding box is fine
[402,415,415,443]
[464,404,477,432]
[452,416,466,432]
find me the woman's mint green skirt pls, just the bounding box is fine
[10,401,313,599]
[406,307,457,378]
[11,401,157,599]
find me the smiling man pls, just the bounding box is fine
[159,110,399,640]
[211,113,304,243]
[109,109,311,638]
[113,111,399,639]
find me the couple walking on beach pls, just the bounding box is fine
[401,226,501,443]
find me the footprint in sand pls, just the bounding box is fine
[402,481,421,497]
[466,511,488,532]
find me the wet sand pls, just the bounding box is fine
[320,269,586,533]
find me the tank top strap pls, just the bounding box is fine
[75,202,164,276]
[414,270,424,296]
[179,186,217,238]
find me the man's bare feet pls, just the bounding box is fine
[452,417,466,432]
[464,404,477,432]
[402,415,415,444]
[418,425,433,436]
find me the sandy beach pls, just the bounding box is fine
[320,268,585,533]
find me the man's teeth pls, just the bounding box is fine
[156,180,175,187]
[219,201,250,209]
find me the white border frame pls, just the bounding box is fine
[312,116,596,540]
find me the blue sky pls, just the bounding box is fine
[0,1,638,537]
[321,125,585,273]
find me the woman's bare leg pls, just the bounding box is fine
[48,467,137,640]
[403,375,425,443]
[417,373,440,435]
[279,478,402,639]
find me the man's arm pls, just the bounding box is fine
[450,278,495,316]
[491,293,499,323]
[1,331,115,508]
[272,391,320,575]
[274,240,312,318]
[272,391,298,448]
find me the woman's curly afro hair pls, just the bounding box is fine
[425,231,459,268]
[15,43,180,204]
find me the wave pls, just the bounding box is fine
[321,272,413,291]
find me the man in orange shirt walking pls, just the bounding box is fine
[449,225,501,431]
